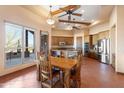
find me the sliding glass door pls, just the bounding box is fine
[5,23,23,68]
[5,22,35,68]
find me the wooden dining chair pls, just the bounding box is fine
[37,52,60,88]
[70,54,82,88]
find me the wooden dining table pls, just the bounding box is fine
[50,56,78,88]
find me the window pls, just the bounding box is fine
[5,22,35,68]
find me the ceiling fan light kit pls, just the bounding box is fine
[47,18,55,25]
[66,25,73,30]
[81,18,84,20]
[81,10,85,13]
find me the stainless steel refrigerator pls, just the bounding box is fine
[98,39,110,64]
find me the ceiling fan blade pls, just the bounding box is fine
[59,5,78,11]
[59,19,91,25]
[51,5,78,15]
[72,5,81,12]
[72,13,82,16]
[51,9,63,16]
[60,5,81,13]
[73,26,80,30]
[59,8,68,12]
[58,13,68,18]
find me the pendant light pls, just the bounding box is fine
[46,5,55,25]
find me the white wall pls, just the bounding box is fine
[89,22,110,35]
[109,6,117,66]
[0,6,51,76]
[51,28,73,37]
[108,6,124,73]
[116,6,124,73]
[73,30,83,49]
[109,7,117,27]
[73,30,85,55]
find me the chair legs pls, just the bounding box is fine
[73,80,81,88]
[40,76,43,87]
[41,76,61,88]
[41,82,43,88]
[50,79,53,88]
[60,71,65,88]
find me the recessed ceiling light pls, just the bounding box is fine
[52,25,55,28]
[91,19,95,22]
[63,22,66,24]
[81,10,85,13]
[75,24,80,27]
[91,20,100,26]
[81,18,84,21]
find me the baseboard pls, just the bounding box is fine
[0,62,36,77]
[116,72,124,75]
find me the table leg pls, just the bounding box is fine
[60,71,64,88]
[64,69,70,88]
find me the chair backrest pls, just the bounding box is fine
[37,52,45,61]
[75,54,82,79]
[75,54,81,88]
[37,52,52,78]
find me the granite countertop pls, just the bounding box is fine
[51,45,75,50]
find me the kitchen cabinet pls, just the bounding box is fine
[52,36,74,46]
[98,31,109,39]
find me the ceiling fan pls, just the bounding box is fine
[66,24,88,30]
[65,23,81,30]
[58,6,82,21]
[51,5,82,21]
[72,25,81,30]
[51,5,91,26]
[51,5,81,16]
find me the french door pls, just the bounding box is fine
[5,22,35,68]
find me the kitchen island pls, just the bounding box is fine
[51,47,81,58]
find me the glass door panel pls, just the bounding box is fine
[24,29,35,63]
[5,23,23,68]
[5,23,36,68]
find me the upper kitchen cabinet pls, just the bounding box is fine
[93,34,99,45]
[98,30,109,39]
[52,36,74,46]
[92,30,109,45]
[51,28,74,47]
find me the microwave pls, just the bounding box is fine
[59,42,66,46]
